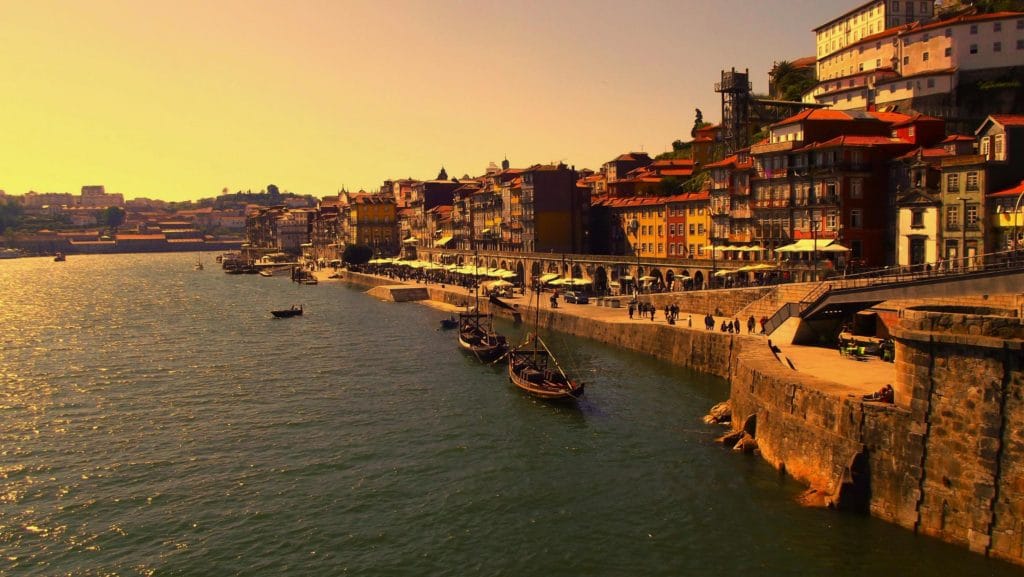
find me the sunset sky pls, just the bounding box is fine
[1,0,853,201]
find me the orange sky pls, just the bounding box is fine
[0,0,850,201]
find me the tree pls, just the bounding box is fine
[0,198,23,233]
[342,243,373,265]
[102,206,126,232]
[770,60,817,102]
[267,184,280,196]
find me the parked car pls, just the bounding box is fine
[563,290,589,304]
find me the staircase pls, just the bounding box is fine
[735,283,822,324]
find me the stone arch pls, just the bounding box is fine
[649,268,663,285]
[665,270,675,290]
[489,258,498,269]
[571,263,583,279]
[515,261,525,282]
[531,261,542,277]
[693,270,704,288]
[457,255,465,265]
[594,266,609,295]
[547,261,559,273]
[500,259,508,270]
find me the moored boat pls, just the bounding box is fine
[54,252,66,262]
[458,311,508,362]
[271,305,303,318]
[508,333,584,400]
[507,285,583,400]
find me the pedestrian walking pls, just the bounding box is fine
[628,302,635,319]
[747,315,756,334]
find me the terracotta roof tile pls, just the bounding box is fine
[989,180,1024,199]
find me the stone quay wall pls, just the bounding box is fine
[889,306,1024,562]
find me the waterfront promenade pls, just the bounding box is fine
[313,268,893,398]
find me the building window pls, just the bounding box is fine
[927,78,935,88]
[688,244,695,256]
[850,209,863,228]
[966,204,979,227]
[911,209,925,228]
[827,213,838,230]
[903,55,909,65]
[981,137,990,159]
[947,205,960,228]
[689,224,695,235]
[658,243,663,253]
[1018,39,1024,50]
[945,28,952,37]
[970,44,978,54]
[923,51,929,61]
[877,58,882,67]
[966,172,979,191]
[669,223,676,236]
[994,41,1002,52]
[850,178,863,199]
[945,47,952,57]
[994,22,1002,32]
[970,24,978,34]
[947,173,960,191]
[995,134,1005,161]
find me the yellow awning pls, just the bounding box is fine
[434,235,453,247]
[402,237,418,244]
[538,273,560,283]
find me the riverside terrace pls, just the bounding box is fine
[312,266,896,397]
[361,247,846,297]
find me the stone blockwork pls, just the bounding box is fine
[636,286,773,319]
[734,303,1024,565]
[891,306,1024,562]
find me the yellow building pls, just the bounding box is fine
[350,193,397,255]
[680,191,711,259]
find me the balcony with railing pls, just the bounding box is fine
[730,207,753,219]
[728,231,753,243]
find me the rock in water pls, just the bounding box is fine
[704,401,732,425]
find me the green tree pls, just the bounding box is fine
[770,60,817,102]
[103,206,126,231]
[342,243,373,265]
[0,198,24,233]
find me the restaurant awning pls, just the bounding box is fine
[619,275,634,282]
[775,239,844,252]
[550,278,592,286]
[434,235,453,247]
[538,273,560,284]
[402,237,418,244]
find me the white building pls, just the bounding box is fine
[807,11,1024,110]
[815,0,936,72]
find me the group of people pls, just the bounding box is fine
[628,301,659,320]
[702,313,768,335]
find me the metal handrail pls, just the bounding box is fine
[762,249,1024,334]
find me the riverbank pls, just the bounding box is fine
[315,267,1024,566]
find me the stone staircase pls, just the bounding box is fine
[734,283,823,323]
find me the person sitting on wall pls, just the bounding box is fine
[863,384,894,403]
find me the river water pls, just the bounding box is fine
[0,252,1019,576]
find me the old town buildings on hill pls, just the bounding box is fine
[237,1,1024,282]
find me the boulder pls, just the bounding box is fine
[704,401,732,425]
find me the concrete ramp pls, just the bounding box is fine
[366,285,429,302]
[769,316,806,345]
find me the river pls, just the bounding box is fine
[0,252,1019,576]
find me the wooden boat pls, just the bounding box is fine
[456,253,509,362]
[271,305,303,318]
[439,316,458,330]
[508,333,584,400]
[458,311,508,362]
[507,287,583,400]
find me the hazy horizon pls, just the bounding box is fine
[2,0,854,201]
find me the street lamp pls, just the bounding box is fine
[811,209,819,281]
[958,196,969,269]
